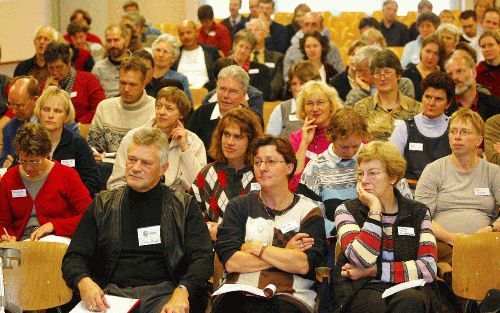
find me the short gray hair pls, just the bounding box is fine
[217,65,249,91]
[34,25,59,42]
[445,51,476,70]
[418,0,433,12]
[436,23,462,42]
[131,128,169,165]
[352,45,382,67]
[152,34,180,59]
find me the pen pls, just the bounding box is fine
[3,227,11,240]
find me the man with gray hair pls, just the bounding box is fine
[63,127,212,313]
[444,52,500,121]
[187,65,252,152]
[345,45,415,106]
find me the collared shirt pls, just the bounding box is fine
[353,90,422,121]
[456,92,479,113]
[401,36,423,69]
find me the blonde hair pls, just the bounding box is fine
[296,80,342,120]
[34,86,75,125]
[450,108,485,137]
[357,141,407,184]
[360,28,387,48]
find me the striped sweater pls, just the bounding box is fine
[335,203,437,283]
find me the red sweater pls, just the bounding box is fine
[41,71,105,123]
[476,61,500,97]
[198,22,231,57]
[0,162,91,239]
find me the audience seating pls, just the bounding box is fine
[190,87,209,110]
[77,122,91,139]
[0,241,72,311]
[263,101,281,127]
[452,232,500,301]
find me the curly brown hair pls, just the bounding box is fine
[209,108,263,165]
[14,123,52,157]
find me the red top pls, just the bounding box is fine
[63,32,102,45]
[0,162,91,239]
[41,70,105,123]
[198,22,232,57]
[476,61,500,97]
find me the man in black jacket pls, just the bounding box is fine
[62,127,212,313]
[172,20,220,90]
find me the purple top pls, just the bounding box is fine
[288,127,330,191]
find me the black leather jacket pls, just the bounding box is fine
[62,185,213,298]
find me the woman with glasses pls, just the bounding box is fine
[34,86,103,196]
[192,108,263,241]
[354,49,421,140]
[331,141,437,313]
[288,80,342,192]
[416,108,499,265]
[0,123,91,242]
[108,87,206,192]
[300,31,337,86]
[213,135,326,313]
[151,34,193,104]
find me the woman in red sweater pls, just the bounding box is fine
[0,123,91,242]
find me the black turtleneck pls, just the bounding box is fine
[110,183,171,288]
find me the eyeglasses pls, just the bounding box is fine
[449,128,474,136]
[356,170,385,181]
[253,159,286,168]
[217,86,241,97]
[153,48,174,55]
[7,102,26,110]
[305,99,329,107]
[373,70,396,79]
[19,159,43,166]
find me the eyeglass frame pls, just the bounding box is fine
[355,170,386,181]
[253,159,287,168]
[372,69,397,79]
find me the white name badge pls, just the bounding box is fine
[12,189,27,198]
[137,225,161,246]
[61,159,76,167]
[265,62,276,68]
[251,182,261,191]
[474,188,491,196]
[280,221,299,234]
[305,150,318,160]
[187,136,193,145]
[208,31,216,37]
[288,114,299,122]
[409,142,423,151]
[70,91,77,98]
[397,226,415,236]
[248,68,260,74]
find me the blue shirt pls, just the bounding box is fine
[401,36,423,70]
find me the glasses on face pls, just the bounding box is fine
[7,102,26,111]
[356,170,385,181]
[253,159,286,168]
[19,159,43,166]
[449,128,475,136]
[373,70,396,79]
[305,99,329,107]
[217,86,241,97]
[154,48,174,55]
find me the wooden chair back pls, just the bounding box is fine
[77,123,91,140]
[452,232,500,301]
[191,88,209,110]
[0,241,72,311]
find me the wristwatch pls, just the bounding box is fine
[258,243,269,258]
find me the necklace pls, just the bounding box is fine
[259,191,294,221]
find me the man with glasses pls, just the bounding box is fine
[444,52,499,122]
[353,49,421,138]
[62,127,212,313]
[0,76,79,169]
[187,65,251,154]
[390,71,454,181]
[92,24,131,98]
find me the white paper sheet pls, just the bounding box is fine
[70,295,139,313]
[381,279,426,298]
[212,283,276,298]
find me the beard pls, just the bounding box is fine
[109,46,126,59]
[454,77,475,95]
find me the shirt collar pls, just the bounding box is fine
[210,103,221,120]
[456,92,479,112]
[373,90,410,111]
